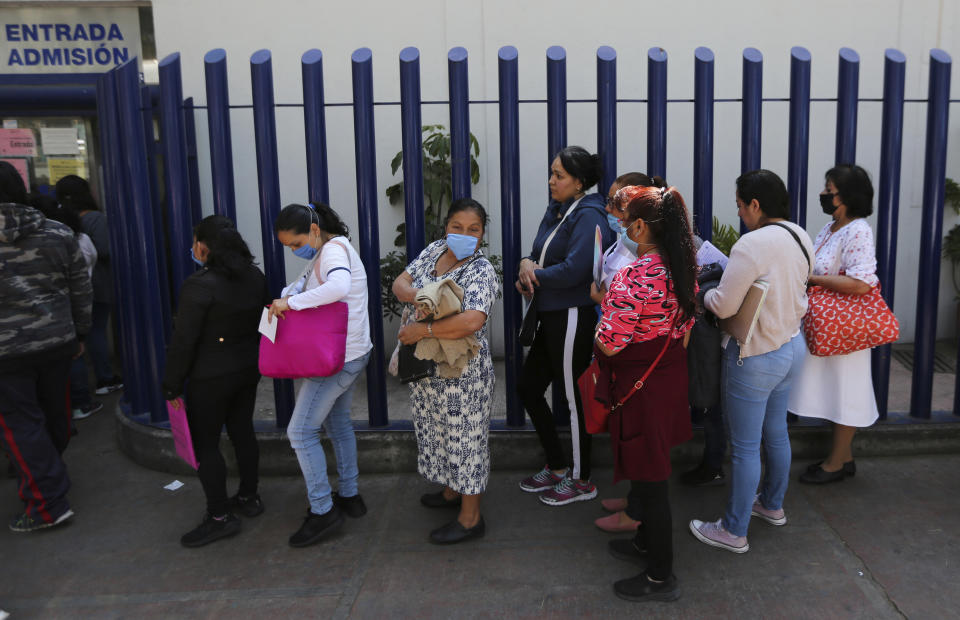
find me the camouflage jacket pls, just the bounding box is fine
[0,202,93,362]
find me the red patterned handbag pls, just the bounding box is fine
[802,284,899,356]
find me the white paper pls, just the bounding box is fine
[696,240,729,269]
[258,308,277,343]
[2,119,16,129]
[163,480,184,491]
[40,127,80,155]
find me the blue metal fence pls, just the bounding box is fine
[91,45,955,429]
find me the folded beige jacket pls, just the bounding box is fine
[414,279,480,378]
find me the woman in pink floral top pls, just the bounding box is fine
[591,185,696,603]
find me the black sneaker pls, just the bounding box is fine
[95,376,124,395]
[180,513,241,547]
[288,506,343,548]
[332,492,367,518]
[72,401,104,420]
[614,572,680,602]
[679,463,725,487]
[9,509,74,532]
[230,493,265,518]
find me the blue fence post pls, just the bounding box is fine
[546,46,567,169]
[158,53,194,304]
[139,85,172,341]
[203,49,237,222]
[694,46,715,241]
[741,48,763,235]
[597,46,617,194]
[647,47,667,179]
[250,49,295,428]
[499,46,524,428]
[182,96,203,226]
[351,48,389,427]
[302,49,330,206]
[400,47,426,259]
[836,48,860,164]
[448,47,471,201]
[96,69,145,416]
[115,59,170,422]
[787,47,811,228]
[872,49,906,421]
[910,49,952,419]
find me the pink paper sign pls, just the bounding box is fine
[0,158,29,189]
[0,129,36,157]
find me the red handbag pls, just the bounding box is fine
[802,284,899,357]
[578,333,673,434]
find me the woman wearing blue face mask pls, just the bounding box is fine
[590,172,666,305]
[271,203,373,548]
[163,215,270,547]
[392,198,499,544]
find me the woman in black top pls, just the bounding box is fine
[162,215,270,548]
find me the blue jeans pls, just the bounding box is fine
[287,352,369,516]
[722,333,806,537]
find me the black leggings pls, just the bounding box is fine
[626,479,672,580]
[185,367,261,516]
[519,306,596,480]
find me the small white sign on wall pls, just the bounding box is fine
[0,6,142,75]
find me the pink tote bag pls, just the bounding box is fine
[259,302,349,379]
[166,399,198,470]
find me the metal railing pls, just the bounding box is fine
[91,45,954,429]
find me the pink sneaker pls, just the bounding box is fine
[601,498,628,513]
[751,500,787,526]
[594,511,641,533]
[519,466,566,493]
[539,477,597,506]
[689,519,749,553]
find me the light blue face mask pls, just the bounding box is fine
[292,243,317,260]
[190,247,205,267]
[606,213,622,234]
[447,233,479,260]
[620,227,639,256]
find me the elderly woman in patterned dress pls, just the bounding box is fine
[392,198,499,545]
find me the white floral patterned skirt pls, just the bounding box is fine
[410,354,494,495]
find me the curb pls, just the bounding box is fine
[115,405,960,476]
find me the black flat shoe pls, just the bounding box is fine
[333,492,367,518]
[420,491,461,509]
[180,513,241,548]
[805,460,856,476]
[608,537,648,563]
[799,465,847,484]
[429,516,485,544]
[613,572,680,603]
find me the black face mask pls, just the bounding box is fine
[819,192,839,215]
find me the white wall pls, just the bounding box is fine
[147,0,960,351]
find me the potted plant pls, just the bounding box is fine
[941,178,960,331]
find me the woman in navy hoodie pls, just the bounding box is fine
[517,146,615,506]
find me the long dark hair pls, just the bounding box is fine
[0,161,28,204]
[195,215,254,278]
[623,186,698,321]
[275,202,349,237]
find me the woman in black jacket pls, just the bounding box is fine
[162,215,270,548]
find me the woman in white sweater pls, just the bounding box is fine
[689,170,813,554]
[270,203,373,548]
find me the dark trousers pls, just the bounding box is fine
[0,356,72,523]
[626,479,672,580]
[701,405,727,470]
[87,301,115,383]
[185,367,261,516]
[519,306,596,480]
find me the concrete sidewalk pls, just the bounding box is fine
[2,396,958,618]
